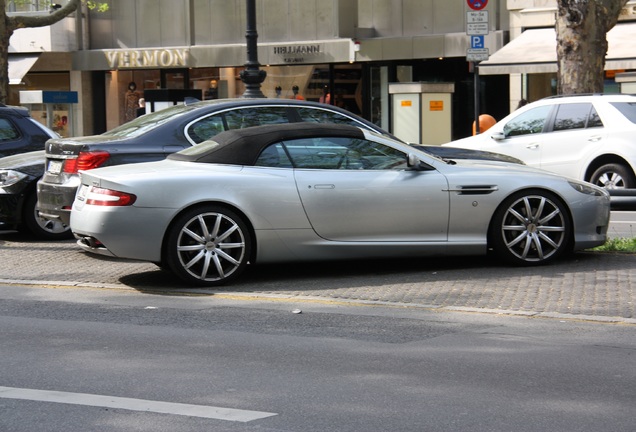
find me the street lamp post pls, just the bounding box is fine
[240,0,266,98]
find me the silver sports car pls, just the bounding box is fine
[70,123,611,286]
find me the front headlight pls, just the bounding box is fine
[0,169,28,188]
[568,180,609,197]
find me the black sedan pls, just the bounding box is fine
[0,150,70,239]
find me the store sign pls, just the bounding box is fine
[271,44,323,64]
[105,48,190,69]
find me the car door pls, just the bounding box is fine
[485,105,554,169]
[536,102,606,179]
[287,136,450,242]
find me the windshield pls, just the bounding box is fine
[102,103,202,138]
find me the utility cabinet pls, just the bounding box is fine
[389,82,454,145]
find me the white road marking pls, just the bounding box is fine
[0,386,277,422]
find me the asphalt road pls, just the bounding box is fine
[1,284,635,432]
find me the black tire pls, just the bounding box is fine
[21,191,73,240]
[489,190,571,266]
[590,163,636,189]
[164,205,251,286]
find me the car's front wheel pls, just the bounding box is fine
[590,163,636,189]
[164,205,252,286]
[489,190,571,265]
[21,191,72,240]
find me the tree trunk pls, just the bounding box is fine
[556,0,628,94]
[0,0,80,104]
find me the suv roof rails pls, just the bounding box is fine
[543,93,636,100]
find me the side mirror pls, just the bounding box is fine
[407,153,435,171]
[491,132,506,141]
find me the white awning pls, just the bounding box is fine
[479,23,636,75]
[9,54,40,85]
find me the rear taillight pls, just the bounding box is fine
[86,187,136,206]
[63,151,110,173]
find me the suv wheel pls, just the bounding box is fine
[590,163,636,189]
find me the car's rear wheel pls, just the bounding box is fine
[489,190,571,265]
[165,205,251,286]
[21,191,72,240]
[590,163,636,189]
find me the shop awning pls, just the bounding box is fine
[479,23,636,75]
[9,54,40,85]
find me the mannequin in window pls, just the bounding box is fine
[124,82,141,122]
[289,85,305,100]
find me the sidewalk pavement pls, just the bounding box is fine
[1,232,635,324]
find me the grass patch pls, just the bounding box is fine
[593,237,636,253]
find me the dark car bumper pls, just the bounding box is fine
[36,177,80,226]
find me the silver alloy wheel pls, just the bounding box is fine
[590,163,635,189]
[175,211,247,283]
[499,194,566,262]
[594,171,627,189]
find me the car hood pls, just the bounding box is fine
[0,150,45,170]
[416,145,524,165]
[445,156,579,184]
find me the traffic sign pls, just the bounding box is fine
[467,0,488,10]
[467,48,489,62]
[466,11,489,35]
[470,35,484,49]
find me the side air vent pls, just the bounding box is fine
[445,185,499,195]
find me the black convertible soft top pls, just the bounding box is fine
[168,123,367,166]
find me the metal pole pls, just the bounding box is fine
[240,0,267,98]
[474,61,480,134]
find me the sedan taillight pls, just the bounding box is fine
[63,151,110,173]
[86,187,136,206]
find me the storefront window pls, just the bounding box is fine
[262,64,362,114]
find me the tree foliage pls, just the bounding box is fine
[556,0,628,94]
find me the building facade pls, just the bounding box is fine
[10,0,515,141]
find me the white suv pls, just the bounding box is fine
[445,94,636,189]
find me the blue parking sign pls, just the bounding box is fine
[471,35,485,49]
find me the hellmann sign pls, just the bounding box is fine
[105,48,189,69]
